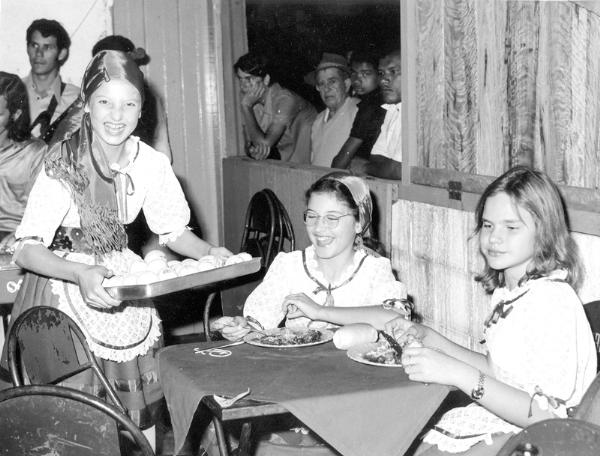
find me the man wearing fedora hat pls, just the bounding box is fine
[309,53,359,167]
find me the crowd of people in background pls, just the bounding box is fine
[235,48,403,179]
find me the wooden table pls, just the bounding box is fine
[158,340,451,456]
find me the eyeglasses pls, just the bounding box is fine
[303,211,354,228]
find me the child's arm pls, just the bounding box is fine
[402,347,557,427]
[284,293,401,329]
[386,317,490,373]
[165,229,232,260]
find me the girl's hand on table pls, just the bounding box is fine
[220,316,252,341]
[75,265,122,309]
[401,346,467,387]
[283,293,321,320]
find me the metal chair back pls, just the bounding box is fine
[7,306,125,412]
[496,418,600,456]
[0,384,154,456]
[574,371,600,426]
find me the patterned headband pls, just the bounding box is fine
[333,174,372,236]
[81,50,145,104]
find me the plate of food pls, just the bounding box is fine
[347,341,403,367]
[243,327,334,348]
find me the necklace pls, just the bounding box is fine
[302,249,367,307]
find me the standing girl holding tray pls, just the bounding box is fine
[386,166,596,455]
[2,50,232,448]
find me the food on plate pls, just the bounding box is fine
[257,328,322,346]
[363,343,401,365]
[333,323,378,349]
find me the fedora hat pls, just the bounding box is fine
[304,52,351,85]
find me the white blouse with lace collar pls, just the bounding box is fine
[15,137,190,247]
[243,246,407,330]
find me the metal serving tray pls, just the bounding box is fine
[105,257,261,300]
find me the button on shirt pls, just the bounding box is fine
[370,102,402,162]
[23,73,80,138]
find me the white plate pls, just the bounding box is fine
[243,328,334,348]
[347,342,403,368]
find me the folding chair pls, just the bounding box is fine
[496,418,600,456]
[574,371,600,426]
[7,306,125,412]
[0,384,153,456]
[584,300,600,371]
[207,189,296,340]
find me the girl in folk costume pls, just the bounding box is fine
[219,171,407,342]
[0,72,46,252]
[3,50,232,447]
[386,166,596,455]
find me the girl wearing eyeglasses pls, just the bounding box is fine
[219,171,407,341]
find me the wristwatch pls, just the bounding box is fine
[471,371,486,400]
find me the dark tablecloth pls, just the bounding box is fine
[158,341,450,456]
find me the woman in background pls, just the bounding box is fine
[0,72,46,253]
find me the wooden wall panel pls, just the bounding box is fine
[416,0,445,168]
[112,0,247,244]
[392,199,488,351]
[416,0,600,189]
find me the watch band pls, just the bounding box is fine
[470,371,486,400]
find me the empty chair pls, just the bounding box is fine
[240,189,280,269]
[496,418,600,456]
[0,384,154,456]
[262,188,295,255]
[584,300,600,371]
[7,306,125,412]
[574,371,600,426]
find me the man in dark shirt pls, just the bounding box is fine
[331,51,385,172]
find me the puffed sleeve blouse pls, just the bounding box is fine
[243,246,407,329]
[15,137,190,246]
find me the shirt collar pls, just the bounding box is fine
[26,72,63,98]
[382,102,401,112]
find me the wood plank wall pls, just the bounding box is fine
[112,0,247,244]
[416,0,600,188]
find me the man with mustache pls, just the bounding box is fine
[367,50,403,180]
[22,19,79,142]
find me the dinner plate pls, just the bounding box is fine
[347,342,403,368]
[243,328,334,348]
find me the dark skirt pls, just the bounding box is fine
[2,271,164,430]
